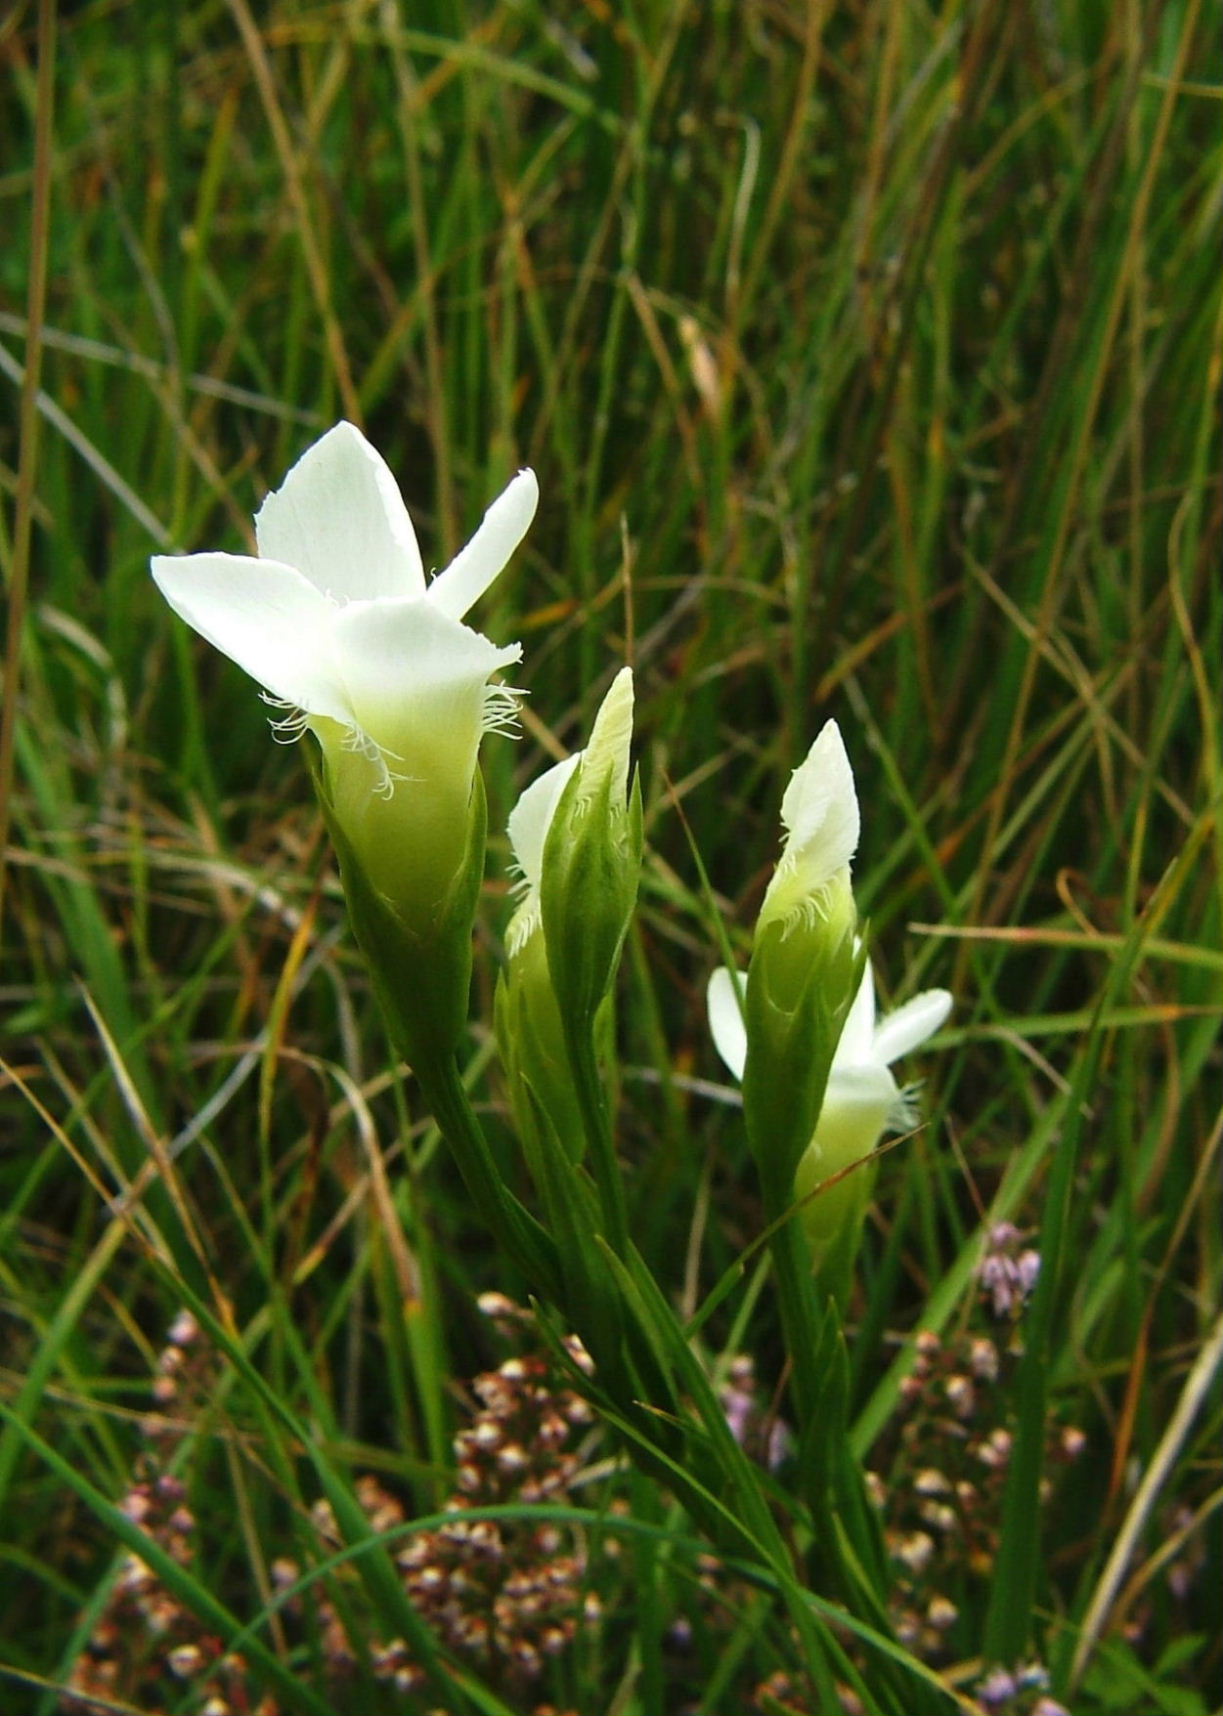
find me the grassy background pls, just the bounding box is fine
[2,0,1220,1711]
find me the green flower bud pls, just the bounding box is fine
[740,721,863,1191]
[495,910,584,1172]
[500,669,639,1150]
[539,668,642,1036]
[500,668,640,1250]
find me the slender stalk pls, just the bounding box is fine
[759,1166,894,1628]
[417,1055,563,1303]
[0,0,55,951]
[761,1187,822,1429]
[567,1027,630,1258]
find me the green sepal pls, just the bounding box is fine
[742,915,863,1195]
[541,764,643,1038]
[537,764,642,1251]
[495,934,585,1167]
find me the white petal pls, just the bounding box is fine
[707,966,748,1082]
[151,550,353,725]
[834,959,877,1067]
[427,469,539,621]
[254,421,425,603]
[507,753,581,893]
[807,1062,900,1173]
[332,596,520,770]
[825,1062,900,1112]
[778,719,860,884]
[872,989,953,1067]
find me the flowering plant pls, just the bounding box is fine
[151,423,957,1692]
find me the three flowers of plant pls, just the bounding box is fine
[152,421,950,1275]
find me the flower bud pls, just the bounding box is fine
[708,719,951,1273]
[498,669,638,1165]
[538,668,641,1037]
[741,721,863,1192]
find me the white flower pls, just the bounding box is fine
[757,719,859,939]
[151,421,536,914]
[708,957,951,1170]
[504,667,634,957]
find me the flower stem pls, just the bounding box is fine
[762,1174,892,1620]
[761,1178,824,1431]
[568,1027,629,1258]
[417,1056,562,1302]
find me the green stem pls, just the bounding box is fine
[760,1176,824,1435]
[417,1057,562,1302]
[762,1177,890,1612]
[568,1025,629,1258]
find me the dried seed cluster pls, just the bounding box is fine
[732,1316,1086,1714]
[749,1658,1069,1716]
[973,1661,1071,1715]
[303,1317,599,1699]
[62,1312,279,1716]
[978,1222,1042,1321]
[877,1328,1085,1663]
[63,1299,600,1716]
[750,1668,865,1714]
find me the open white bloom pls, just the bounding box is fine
[708,958,951,1212]
[152,421,536,917]
[757,719,860,939]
